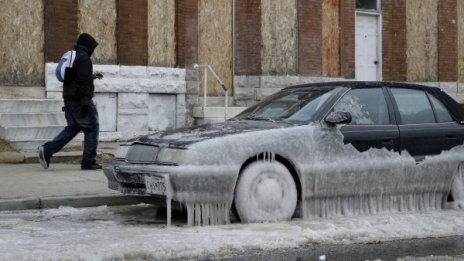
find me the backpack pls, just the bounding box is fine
[55,50,77,83]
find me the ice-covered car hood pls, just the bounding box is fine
[136,120,297,147]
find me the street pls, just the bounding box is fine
[1,204,464,260]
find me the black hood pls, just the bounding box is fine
[76,33,98,56]
[136,120,296,148]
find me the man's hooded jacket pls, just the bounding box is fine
[63,33,98,104]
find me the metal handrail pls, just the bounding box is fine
[193,64,228,120]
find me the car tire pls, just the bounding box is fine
[234,160,297,223]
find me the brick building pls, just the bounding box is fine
[0,0,463,146]
[1,0,463,97]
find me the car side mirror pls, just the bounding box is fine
[324,111,352,126]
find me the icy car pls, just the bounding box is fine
[104,81,464,225]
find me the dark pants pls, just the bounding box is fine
[43,100,99,167]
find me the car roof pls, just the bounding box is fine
[283,81,441,91]
[283,81,464,124]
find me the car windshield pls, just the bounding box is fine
[234,88,336,123]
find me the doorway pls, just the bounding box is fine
[355,0,381,81]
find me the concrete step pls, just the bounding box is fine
[193,106,246,119]
[0,112,66,127]
[0,99,63,113]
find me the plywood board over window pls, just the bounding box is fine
[199,0,233,96]
[322,0,340,77]
[458,0,464,82]
[406,0,438,82]
[0,0,44,85]
[78,0,117,64]
[261,0,297,75]
[148,0,176,67]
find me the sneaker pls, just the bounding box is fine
[81,163,102,170]
[38,146,50,169]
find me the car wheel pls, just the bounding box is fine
[234,161,297,223]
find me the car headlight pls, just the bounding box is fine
[156,147,187,164]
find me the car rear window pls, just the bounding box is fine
[390,88,436,124]
[428,94,454,123]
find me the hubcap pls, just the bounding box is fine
[254,176,283,211]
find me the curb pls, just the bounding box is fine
[24,153,82,164]
[0,195,140,212]
[0,151,114,164]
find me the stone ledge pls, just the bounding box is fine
[43,64,190,141]
[45,63,187,94]
[0,86,46,99]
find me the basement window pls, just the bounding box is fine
[356,0,379,12]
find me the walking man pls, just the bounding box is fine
[39,33,103,170]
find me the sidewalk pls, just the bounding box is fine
[0,143,138,211]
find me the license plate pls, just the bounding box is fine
[144,175,166,196]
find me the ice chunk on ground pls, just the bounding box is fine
[1,206,464,260]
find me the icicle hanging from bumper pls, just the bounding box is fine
[186,202,231,226]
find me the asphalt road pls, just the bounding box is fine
[212,236,464,261]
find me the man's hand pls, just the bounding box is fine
[92,72,103,80]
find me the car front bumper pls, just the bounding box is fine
[103,160,239,206]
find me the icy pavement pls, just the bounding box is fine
[0,205,464,260]
[399,255,464,261]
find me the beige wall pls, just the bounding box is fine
[261,0,297,75]
[406,0,438,81]
[0,0,44,86]
[78,0,117,64]
[148,0,176,67]
[199,0,233,96]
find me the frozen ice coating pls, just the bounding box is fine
[451,164,464,208]
[188,124,459,219]
[234,160,298,222]
[119,123,464,225]
[132,165,237,226]
[334,95,374,124]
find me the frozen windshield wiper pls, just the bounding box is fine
[245,116,276,122]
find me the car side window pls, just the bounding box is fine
[429,94,454,123]
[390,88,435,124]
[333,88,389,125]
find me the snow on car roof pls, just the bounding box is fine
[284,81,442,91]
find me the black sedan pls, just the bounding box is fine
[104,81,464,225]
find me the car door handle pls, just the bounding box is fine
[446,135,457,140]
